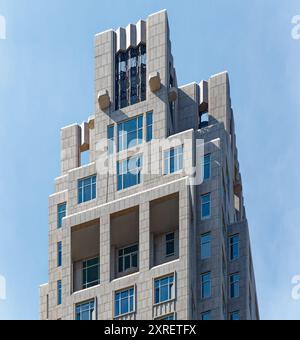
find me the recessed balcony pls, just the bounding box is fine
[71,221,100,293]
[110,207,140,280]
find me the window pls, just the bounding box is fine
[203,154,211,180]
[107,125,114,155]
[82,257,100,290]
[78,175,96,204]
[46,294,49,319]
[115,287,135,317]
[117,155,143,191]
[166,232,175,257]
[201,272,211,299]
[57,242,62,267]
[201,233,211,260]
[230,311,240,321]
[57,280,62,305]
[146,111,153,142]
[118,116,143,152]
[230,273,240,299]
[201,311,211,321]
[57,202,67,229]
[201,193,211,220]
[222,288,227,319]
[75,300,96,320]
[118,245,138,273]
[199,111,209,129]
[115,44,146,110]
[230,234,239,261]
[164,145,184,175]
[80,151,90,166]
[154,275,175,304]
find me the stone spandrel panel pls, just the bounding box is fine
[208,71,232,133]
[94,29,115,114]
[60,124,81,175]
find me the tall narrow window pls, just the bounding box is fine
[78,175,96,204]
[230,273,240,299]
[201,233,211,260]
[146,111,153,142]
[75,300,96,320]
[230,234,239,261]
[57,280,62,305]
[201,193,211,220]
[154,275,175,304]
[57,202,67,229]
[117,155,143,191]
[118,245,139,273]
[107,125,114,155]
[57,242,62,267]
[164,145,184,175]
[82,257,100,289]
[115,44,147,110]
[203,154,211,180]
[166,232,175,257]
[118,116,143,152]
[140,44,147,102]
[115,287,135,317]
[201,272,211,299]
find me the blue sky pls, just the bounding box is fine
[0,0,300,320]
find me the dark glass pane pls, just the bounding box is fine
[132,254,138,268]
[166,241,175,256]
[160,285,169,302]
[124,255,131,270]
[118,257,123,273]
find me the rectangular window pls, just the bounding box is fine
[230,273,240,299]
[118,116,143,152]
[154,275,175,304]
[203,154,211,180]
[57,202,67,229]
[75,300,96,320]
[201,233,211,260]
[78,175,96,204]
[118,245,138,273]
[57,242,62,267]
[166,232,175,257]
[230,311,240,321]
[82,257,100,290]
[199,111,209,129]
[146,111,153,142]
[201,193,211,220]
[107,125,114,155]
[115,287,135,317]
[230,234,239,261]
[164,145,184,175]
[57,280,62,305]
[117,155,143,191]
[201,311,211,321]
[201,272,211,299]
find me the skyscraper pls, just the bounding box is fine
[39,10,259,321]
